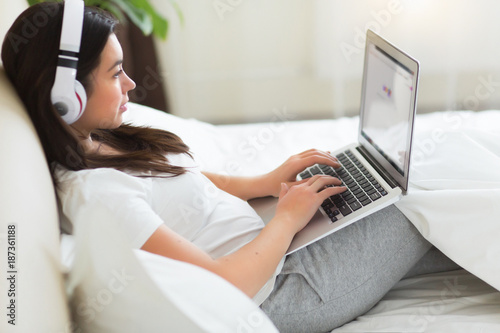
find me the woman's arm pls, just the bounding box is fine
[203,149,341,201]
[201,173,270,201]
[141,175,346,298]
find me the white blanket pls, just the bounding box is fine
[124,106,500,293]
[396,117,500,292]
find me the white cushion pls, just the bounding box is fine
[65,192,278,333]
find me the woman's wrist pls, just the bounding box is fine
[250,173,277,198]
[264,214,298,249]
[203,172,276,201]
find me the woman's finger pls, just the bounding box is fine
[292,150,341,170]
[286,178,311,187]
[302,155,341,169]
[307,175,343,191]
[278,182,289,200]
[297,149,338,163]
[297,148,337,160]
[318,185,348,201]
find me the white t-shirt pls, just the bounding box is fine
[55,153,283,304]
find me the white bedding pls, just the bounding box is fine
[333,269,500,332]
[124,105,500,331]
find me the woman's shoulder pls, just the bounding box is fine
[54,164,153,199]
[54,164,130,182]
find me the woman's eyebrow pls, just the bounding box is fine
[107,59,123,72]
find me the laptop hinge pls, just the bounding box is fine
[356,146,399,189]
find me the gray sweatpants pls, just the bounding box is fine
[260,205,460,333]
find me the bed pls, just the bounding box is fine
[123,103,500,332]
[1,58,500,331]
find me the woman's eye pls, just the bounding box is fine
[114,69,123,78]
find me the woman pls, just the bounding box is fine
[1,3,457,332]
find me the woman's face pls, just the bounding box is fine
[72,33,136,136]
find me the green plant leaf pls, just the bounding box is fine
[97,1,126,24]
[149,11,168,40]
[125,0,169,39]
[85,0,108,7]
[169,0,184,26]
[111,0,153,36]
[26,0,174,39]
[135,0,168,39]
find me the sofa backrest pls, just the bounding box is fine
[0,66,72,333]
[0,2,72,331]
[0,1,28,65]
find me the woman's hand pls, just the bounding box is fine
[259,149,341,198]
[273,175,346,235]
[203,149,342,201]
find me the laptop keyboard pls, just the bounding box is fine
[298,150,388,223]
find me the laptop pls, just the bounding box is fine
[249,29,420,255]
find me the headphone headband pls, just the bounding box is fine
[59,0,84,54]
[51,0,87,125]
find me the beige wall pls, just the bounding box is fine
[151,0,500,124]
[4,1,499,124]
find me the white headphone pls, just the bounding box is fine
[51,0,87,125]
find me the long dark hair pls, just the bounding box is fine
[1,2,191,186]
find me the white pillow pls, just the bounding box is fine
[64,200,278,333]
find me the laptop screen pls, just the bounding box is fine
[358,30,419,192]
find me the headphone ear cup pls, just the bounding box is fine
[51,76,87,125]
[74,79,87,117]
[51,68,87,124]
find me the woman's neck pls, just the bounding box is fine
[69,126,121,156]
[70,126,98,153]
